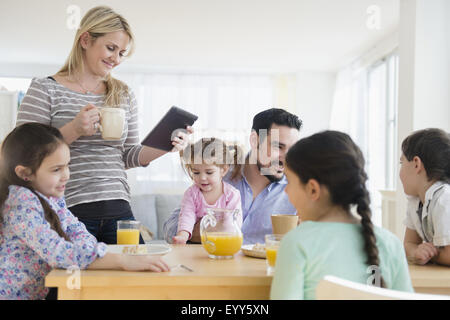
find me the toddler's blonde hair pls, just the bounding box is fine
[180,138,245,182]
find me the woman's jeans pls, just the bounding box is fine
[69,200,145,245]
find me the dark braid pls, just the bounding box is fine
[355,182,386,288]
[286,130,387,288]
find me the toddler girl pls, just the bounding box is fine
[400,128,450,266]
[0,123,169,300]
[270,130,413,300]
[173,138,243,244]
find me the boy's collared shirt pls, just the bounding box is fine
[403,181,450,246]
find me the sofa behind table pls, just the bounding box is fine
[130,193,183,241]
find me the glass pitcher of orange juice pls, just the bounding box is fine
[200,208,243,259]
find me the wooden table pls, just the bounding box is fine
[408,263,450,295]
[45,245,450,300]
[45,244,272,300]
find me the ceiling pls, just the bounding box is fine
[0,0,399,73]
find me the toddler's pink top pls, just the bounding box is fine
[177,182,242,238]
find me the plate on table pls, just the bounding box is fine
[108,244,171,256]
[241,244,266,259]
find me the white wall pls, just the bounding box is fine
[413,0,450,130]
[0,0,399,138]
[395,0,450,240]
[0,0,399,72]
[295,71,336,137]
[0,63,59,79]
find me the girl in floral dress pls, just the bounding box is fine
[0,123,169,300]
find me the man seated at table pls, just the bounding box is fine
[163,108,302,245]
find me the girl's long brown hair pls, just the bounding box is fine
[180,137,245,182]
[0,123,70,241]
[286,130,386,288]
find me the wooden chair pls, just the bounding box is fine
[316,275,450,300]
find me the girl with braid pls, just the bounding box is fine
[270,131,413,300]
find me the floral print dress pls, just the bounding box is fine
[0,185,108,300]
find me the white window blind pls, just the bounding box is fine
[330,52,399,227]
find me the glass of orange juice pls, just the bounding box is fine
[117,220,140,245]
[265,234,283,275]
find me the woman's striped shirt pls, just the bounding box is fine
[16,77,145,210]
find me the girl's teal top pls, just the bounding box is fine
[270,221,414,300]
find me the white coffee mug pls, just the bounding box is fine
[98,107,125,140]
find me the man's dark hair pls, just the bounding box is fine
[251,108,302,134]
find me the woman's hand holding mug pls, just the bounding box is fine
[71,104,101,136]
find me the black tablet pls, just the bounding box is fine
[141,106,198,151]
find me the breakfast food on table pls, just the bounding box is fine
[122,245,148,255]
[252,243,265,252]
[241,243,266,258]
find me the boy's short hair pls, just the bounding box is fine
[402,128,450,182]
[251,108,302,135]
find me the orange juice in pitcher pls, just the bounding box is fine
[201,232,243,256]
[200,208,243,259]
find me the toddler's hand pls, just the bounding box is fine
[173,231,190,244]
[414,242,439,265]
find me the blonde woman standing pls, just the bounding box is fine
[16,6,192,244]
